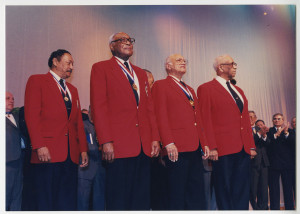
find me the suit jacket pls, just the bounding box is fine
[251,133,270,168]
[151,76,208,155]
[6,112,23,162]
[24,72,88,164]
[90,57,160,159]
[78,119,102,180]
[267,127,294,170]
[197,79,255,157]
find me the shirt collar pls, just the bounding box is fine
[216,75,228,85]
[50,70,64,83]
[114,56,129,65]
[169,74,182,82]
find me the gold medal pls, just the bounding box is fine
[190,100,194,106]
[64,96,69,102]
[132,83,138,91]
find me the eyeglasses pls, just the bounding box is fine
[111,37,135,44]
[175,58,188,64]
[221,62,237,67]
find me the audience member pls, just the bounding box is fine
[250,119,270,210]
[267,113,294,210]
[144,69,154,89]
[6,92,25,211]
[82,109,89,121]
[197,54,256,210]
[24,49,88,210]
[289,116,296,203]
[90,32,160,210]
[78,106,106,210]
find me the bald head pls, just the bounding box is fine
[213,54,237,81]
[165,54,187,79]
[6,91,14,112]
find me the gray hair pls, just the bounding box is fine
[213,54,231,71]
[108,33,118,45]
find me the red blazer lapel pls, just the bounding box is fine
[109,58,137,105]
[167,76,194,110]
[212,79,241,113]
[45,72,67,111]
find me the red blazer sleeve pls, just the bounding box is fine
[90,62,113,145]
[152,81,174,147]
[197,84,217,150]
[24,75,44,150]
[73,87,88,153]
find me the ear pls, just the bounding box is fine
[53,58,59,67]
[109,43,115,52]
[218,65,223,72]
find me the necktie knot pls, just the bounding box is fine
[124,62,130,71]
[180,81,187,88]
[59,79,65,90]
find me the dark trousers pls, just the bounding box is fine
[268,168,294,210]
[77,156,106,210]
[250,165,269,210]
[150,156,168,210]
[105,150,151,210]
[212,149,251,210]
[32,156,78,211]
[6,158,23,211]
[164,148,206,210]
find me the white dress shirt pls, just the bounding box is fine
[215,76,244,103]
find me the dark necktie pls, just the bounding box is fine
[59,79,72,117]
[59,79,66,90]
[226,81,243,113]
[124,62,130,71]
[125,73,139,106]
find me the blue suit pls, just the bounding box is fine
[78,119,106,210]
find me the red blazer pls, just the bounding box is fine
[152,76,208,155]
[197,79,255,157]
[24,72,88,164]
[90,57,160,159]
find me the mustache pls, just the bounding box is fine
[67,69,73,73]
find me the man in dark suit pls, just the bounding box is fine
[197,54,256,210]
[90,32,160,210]
[267,113,294,210]
[250,119,270,210]
[289,116,296,203]
[24,49,88,211]
[6,91,25,211]
[152,53,209,210]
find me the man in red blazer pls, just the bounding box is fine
[197,54,256,210]
[152,54,209,210]
[24,49,88,210]
[90,32,160,210]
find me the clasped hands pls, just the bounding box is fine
[102,141,161,163]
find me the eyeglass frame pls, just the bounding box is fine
[220,62,237,67]
[174,58,188,64]
[111,37,135,44]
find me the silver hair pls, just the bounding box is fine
[213,54,231,71]
[108,33,119,45]
[164,56,173,73]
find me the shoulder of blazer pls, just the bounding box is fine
[92,57,116,68]
[198,79,215,89]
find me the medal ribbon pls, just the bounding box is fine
[51,73,69,98]
[170,76,194,101]
[115,58,135,83]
